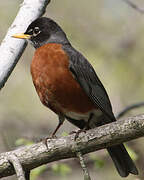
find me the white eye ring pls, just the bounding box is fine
[33,27,41,36]
[34,27,39,31]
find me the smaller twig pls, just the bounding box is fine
[76,151,91,180]
[123,0,144,14]
[8,153,28,180]
[116,102,144,119]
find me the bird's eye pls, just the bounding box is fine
[33,27,40,35]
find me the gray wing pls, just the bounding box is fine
[69,52,116,122]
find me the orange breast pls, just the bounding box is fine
[31,43,96,115]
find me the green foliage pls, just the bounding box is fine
[15,138,34,146]
[89,154,105,169]
[61,131,69,137]
[125,145,138,161]
[51,163,72,177]
[30,165,47,180]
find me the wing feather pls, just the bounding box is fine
[69,52,116,122]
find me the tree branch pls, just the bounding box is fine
[8,154,26,180]
[0,0,51,89]
[0,114,144,178]
[76,151,91,180]
[123,0,144,14]
[116,102,144,119]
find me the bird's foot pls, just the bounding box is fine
[43,134,57,149]
[69,129,86,140]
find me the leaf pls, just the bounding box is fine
[51,163,71,176]
[89,154,105,169]
[125,145,138,161]
[61,132,68,137]
[30,165,47,180]
[15,138,34,146]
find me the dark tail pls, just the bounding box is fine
[107,144,138,177]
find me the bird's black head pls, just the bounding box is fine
[13,17,69,48]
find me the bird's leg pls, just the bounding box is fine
[74,128,87,141]
[72,114,94,140]
[44,115,65,147]
[51,115,65,138]
[85,113,93,129]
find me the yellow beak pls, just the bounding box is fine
[12,33,31,39]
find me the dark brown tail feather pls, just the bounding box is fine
[107,144,138,177]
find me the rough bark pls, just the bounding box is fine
[0,114,144,178]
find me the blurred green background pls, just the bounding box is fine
[0,0,144,179]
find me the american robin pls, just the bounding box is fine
[12,17,138,177]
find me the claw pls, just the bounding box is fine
[74,129,86,140]
[69,130,77,135]
[43,135,57,149]
[69,129,86,140]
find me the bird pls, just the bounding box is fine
[12,17,138,177]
